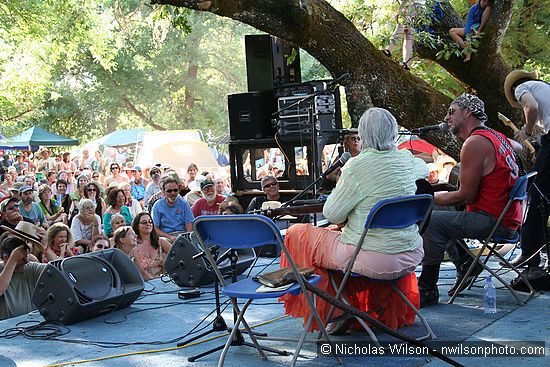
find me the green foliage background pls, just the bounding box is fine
[0,0,548,146]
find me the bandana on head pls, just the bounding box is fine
[451,93,488,123]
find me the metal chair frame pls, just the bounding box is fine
[325,194,436,344]
[193,214,340,367]
[448,171,538,305]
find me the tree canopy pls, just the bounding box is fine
[0,0,548,159]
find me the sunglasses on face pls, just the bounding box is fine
[165,188,179,193]
[95,243,107,249]
[350,136,361,142]
[139,220,153,225]
[263,182,278,189]
[92,175,99,178]
[86,188,96,192]
[111,166,119,170]
[447,107,461,116]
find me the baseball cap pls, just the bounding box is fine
[200,179,215,191]
[0,197,18,212]
[19,185,33,194]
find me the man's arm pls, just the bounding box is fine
[434,135,492,206]
[0,246,27,296]
[155,227,177,242]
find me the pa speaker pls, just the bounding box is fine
[164,232,256,287]
[245,34,301,92]
[32,248,144,325]
[228,90,276,140]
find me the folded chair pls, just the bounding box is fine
[448,171,538,305]
[193,214,339,367]
[326,194,436,344]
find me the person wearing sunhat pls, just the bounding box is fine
[191,179,225,217]
[502,70,550,268]
[36,148,55,173]
[0,222,48,320]
[184,174,206,207]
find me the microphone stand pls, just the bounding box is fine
[179,247,288,362]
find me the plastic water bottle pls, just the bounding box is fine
[484,276,497,314]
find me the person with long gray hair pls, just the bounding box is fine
[280,107,429,334]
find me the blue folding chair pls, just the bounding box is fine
[193,214,340,367]
[448,171,538,305]
[326,194,436,343]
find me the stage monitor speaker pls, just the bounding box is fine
[228,90,276,140]
[32,248,144,325]
[245,34,301,92]
[164,232,256,287]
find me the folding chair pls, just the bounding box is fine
[193,214,339,367]
[326,194,436,344]
[448,171,538,305]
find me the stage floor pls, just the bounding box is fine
[0,256,548,367]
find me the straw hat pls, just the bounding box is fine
[261,201,282,210]
[1,222,44,252]
[504,70,539,108]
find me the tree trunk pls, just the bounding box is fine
[151,0,523,158]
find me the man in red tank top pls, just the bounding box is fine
[419,94,522,307]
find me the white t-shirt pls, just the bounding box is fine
[515,80,550,132]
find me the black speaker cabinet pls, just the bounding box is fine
[164,232,256,287]
[245,34,301,92]
[32,248,144,325]
[228,90,276,140]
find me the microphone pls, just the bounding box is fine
[320,128,358,135]
[326,73,350,89]
[322,152,352,178]
[410,122,448,134]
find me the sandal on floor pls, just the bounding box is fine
[382,49,391,58]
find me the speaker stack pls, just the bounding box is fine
[32,248,144,325]
[164,232,256,287]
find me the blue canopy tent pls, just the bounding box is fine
[0,126,79,148]
[102,129,145,147]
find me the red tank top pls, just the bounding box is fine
[465,129,521,230]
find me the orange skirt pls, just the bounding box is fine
[280,224,419,332]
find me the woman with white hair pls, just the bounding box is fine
[70,198,102,252]
[280,107,429,334]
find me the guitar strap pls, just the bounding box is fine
[469,126,526,177]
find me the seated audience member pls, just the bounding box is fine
[130,166,148,204]
[104,162,129,187]
[55,179,73,216]
[120,183,142,218]
[151,176,194,242]
[113,226,137,257]
[184,174,205,207]
[90,236,110,252]
[419,94,521,307]
[426,163,441,184]
[83,182,106,219]
[0,197,32,236]
[219,200,244,215]
[246,176,281,213]
[71,199,102,252]
[70,174,90,205]
[143,166,162,207]
[280,107,428,333]
[0,234,47,320]
[37,185,67,225]
[186,163,199,184]
[103,188,133,237]
[18,185,47,228]
[42,223,79,263]
[131,212,171,280]
[449,0,492,62]
[191,179,225,217]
